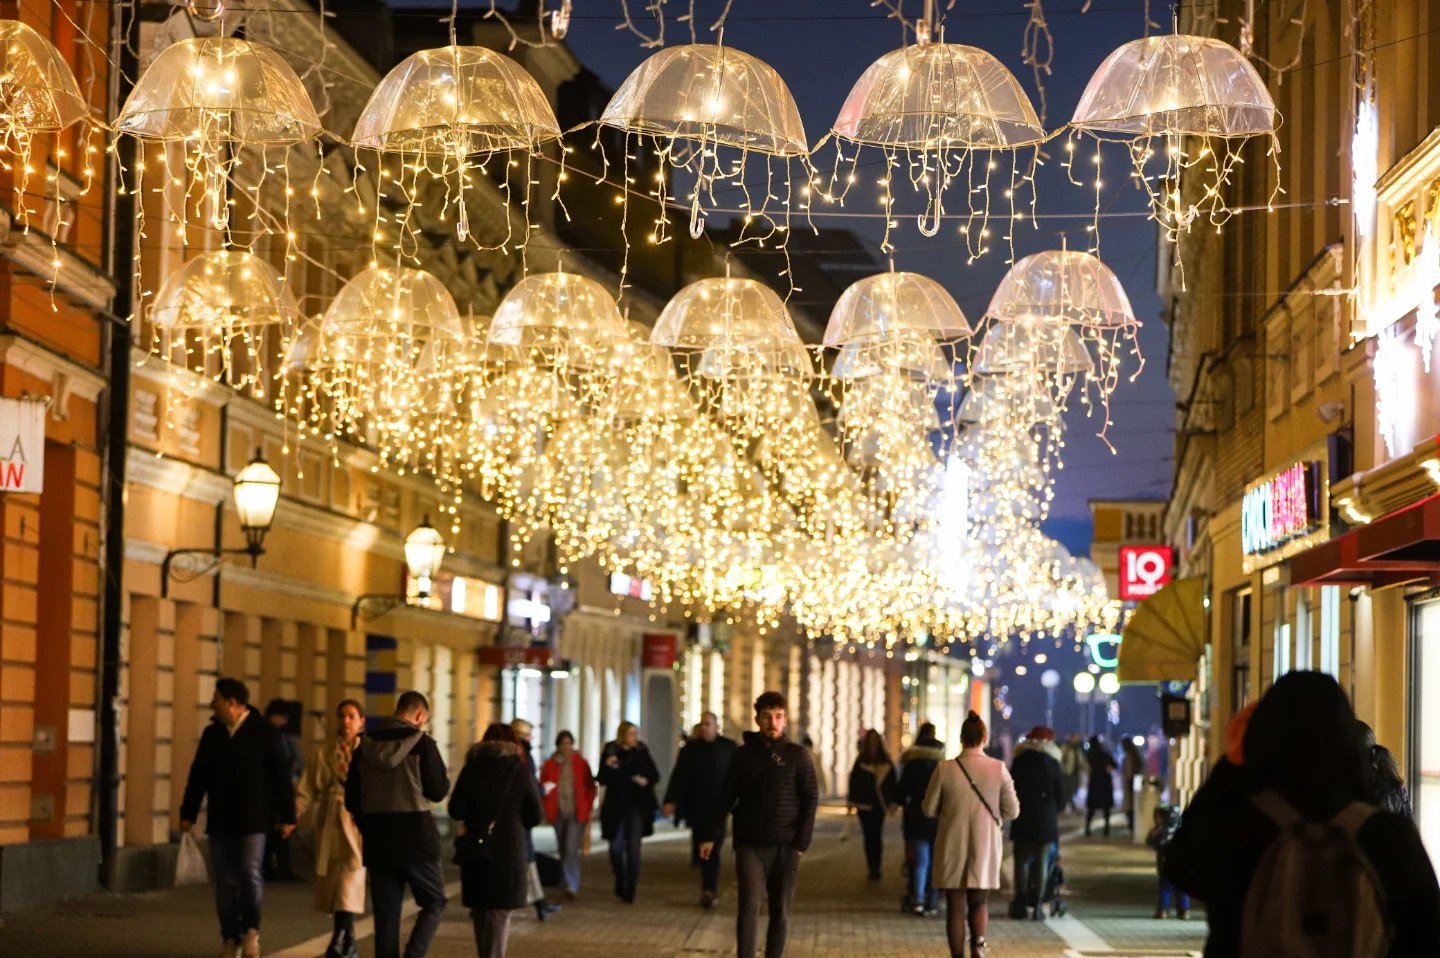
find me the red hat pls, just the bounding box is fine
[1027,726,1056,742]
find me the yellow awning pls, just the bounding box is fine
[1117,577,1206,684]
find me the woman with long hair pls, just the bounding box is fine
[922,711,1020,958]
[847,728,896,880]
[597,720,660,903]
[449,722,544,958]
[294,699,367,958]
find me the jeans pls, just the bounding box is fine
[736,845,799,958]
[554,815,584,892]
[857,808,885,877]
[209,832,266,942]
[370,859,447,958]
[906,839,935,909]
[609,809,645,900]
[694,831,724,894]
[1011,841,1058,915]
[471,909,511,958]
[1158,877,1191,912]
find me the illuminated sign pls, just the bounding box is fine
[1242,461,1322,557]
[1119,545,1173,600]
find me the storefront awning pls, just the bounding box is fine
[1117,577,1206,684]
[1290,493,1440,589]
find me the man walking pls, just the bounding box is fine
[663,711,737,908]
[180,678,297,958]
[700,692,818,958]
[345,691,450,958]
[896,721,945,916]
[1009,726,1066,920]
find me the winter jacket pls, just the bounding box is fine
[181,709,296,835]
[922,749,1020,890]
[1164,758,1440,958]
[663,735,737,830]
[449,741,544,911]
[344,717,451,867]
[710,731,819,851]
[597,741,661,841]
[1085,742,1117,811]
[1009,739,1065,844]
[897,738,946,842]
[847,757,897,813]
[540,752,597,825]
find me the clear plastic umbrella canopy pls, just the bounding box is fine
[985,250,1137,329]
[651,277,804,351]
[352,45,561,155]
[0,19,88,136]
[487,272,629,366]
[1071,34,1276,138]
[833,43,1047,149]
[150,250,298,332]
[600,44,807,156]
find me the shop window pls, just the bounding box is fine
[1319,586,1342,677]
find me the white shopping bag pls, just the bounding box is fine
[175,832,209,887]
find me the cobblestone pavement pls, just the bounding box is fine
[0,810,1205,957]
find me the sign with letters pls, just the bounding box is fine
[0,398,44,493]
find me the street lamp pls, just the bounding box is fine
[352,516,447,627]
[161,449,281,597]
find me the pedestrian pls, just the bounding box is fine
[1121,737,1145,833]
[662,710,737,908]
[1145,803,1189,920]
[1084,736,1117,837]
[1008,726,1064,921]
[922,710,1019,958]
[539,730,597,900]
[847,728,897,881]
[1358,721,1413,817]
[449,723,544,958]
[510,718,560,920]
[263,699,304,882]
[700,691,818,958]
[1059,734,1085,813]
[179,677,297,958]
[295,699,368,958]
[1165,671,1440,957]
[597,720,660,903]
[343,690,449,958]
[897,722,946,916]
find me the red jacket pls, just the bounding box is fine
[540,752,597,825]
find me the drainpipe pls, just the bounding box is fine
[96,0,140,887]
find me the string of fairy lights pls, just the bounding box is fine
[0,0,1290,652]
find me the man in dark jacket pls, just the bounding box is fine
[1008,725,1065,921]
[344,691,450,958]
[663,711,737,908]
[180,678,296,958]
[896,722,945,915]
[700,691,818,958]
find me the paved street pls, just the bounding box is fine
[0,809,1204,957]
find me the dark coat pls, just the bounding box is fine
[344,717,451,867]
[448,741,544,911]
[710,731,819,851]
[180,709,296,835]
[1009,740,1065,844]
[1084,741,1117,812]
[597,741,660,841]
[663,735,737,830]
[897,739,945,841]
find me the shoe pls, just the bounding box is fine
[219,941,242,958]
[240,929,260,958]
[700,890,717,909]
[1154,908,1168,919]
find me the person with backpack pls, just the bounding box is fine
[1164,671,1440,957]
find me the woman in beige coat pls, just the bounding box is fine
[922,711,1020,958]
[295,699,367,958]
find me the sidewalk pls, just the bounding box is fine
[0,811,1204,957]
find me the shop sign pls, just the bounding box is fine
[609,572,653,601]
[1118,546,1173,600]
[1242,461,1323,558]
[477,645,553,668]
[642,633,677,670]
[0,398,44,493]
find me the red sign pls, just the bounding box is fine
[477,646,553,668]
[641,633,677,670]
[1119,545,1174,600]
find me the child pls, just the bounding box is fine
[1146,802,1190,919]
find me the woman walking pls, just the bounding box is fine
[540,730,597,899]
[294,700,367,958]
[597,721,660,903]
[847,729,896,880]
[449,723,544,958]
[922,711,1019,958]
[1084,736,1117,837]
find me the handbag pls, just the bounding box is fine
[956,757,1002,827]
[453,768,518,866]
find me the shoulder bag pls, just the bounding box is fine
[956,756,1001,827]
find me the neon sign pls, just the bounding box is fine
[1242,461,1321,557]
